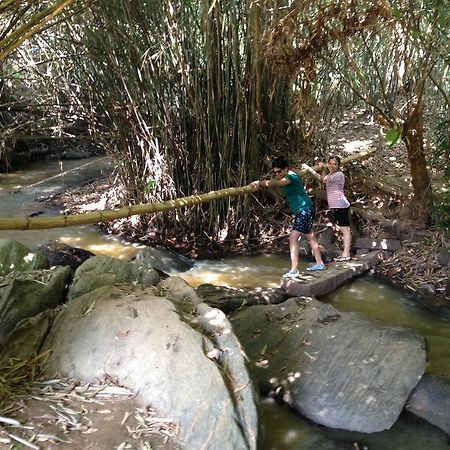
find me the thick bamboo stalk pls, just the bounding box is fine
[0,148,376,230]
[0,185,257,231]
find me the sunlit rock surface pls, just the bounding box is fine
[231,297,426,433]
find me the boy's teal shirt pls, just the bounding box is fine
[281,171,313,214]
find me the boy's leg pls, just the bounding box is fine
[289,229,302,272]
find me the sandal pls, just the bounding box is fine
[334,256,351,262]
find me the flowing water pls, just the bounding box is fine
[1,159,449,449]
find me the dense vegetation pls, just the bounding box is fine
[1,0,449,241]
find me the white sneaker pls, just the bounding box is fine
[282,270,299,279]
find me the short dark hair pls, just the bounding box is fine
[328,155,341,166]
[272,156,289,170]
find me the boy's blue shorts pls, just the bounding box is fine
[293,207,315,234]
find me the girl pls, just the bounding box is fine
[302,156,352,261]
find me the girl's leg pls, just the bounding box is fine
[340,226,352,258]
[306,232,324,265]
[289,229,302,272]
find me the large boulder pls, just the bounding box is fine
[0,266,72,344]
[231,297,427,433]
[0,239,49,276]
[67,255,160,300]
[31,240,95,270]
[43,281,259,450]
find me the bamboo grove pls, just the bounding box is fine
[1,0,449,239]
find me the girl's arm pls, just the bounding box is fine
[301,163,325,182]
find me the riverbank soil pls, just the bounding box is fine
[46,107,449,312]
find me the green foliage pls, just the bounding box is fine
[385,127,402,147]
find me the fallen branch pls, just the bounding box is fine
[352,207,412,234]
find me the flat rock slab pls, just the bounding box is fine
[231,297,427,433]
[282,251,382,297]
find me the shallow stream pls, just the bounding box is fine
[1,158,449,449]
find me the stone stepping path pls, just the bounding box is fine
[281,250,382,297]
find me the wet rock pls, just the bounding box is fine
[196,284,289,314]
[67,255,160,300]
[405,374,450,436]
[231,297,427,433]
[0,309,58,363]
[0,239,49,276]
[134,246,195,273]
[44,282,259,450]
[0,266,72,344]
[31,240,95,270]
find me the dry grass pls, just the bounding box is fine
[0,362,182,449]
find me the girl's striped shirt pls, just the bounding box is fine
[324,171,350,209]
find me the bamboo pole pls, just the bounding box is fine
[0,148,376,230]
[0,185,256,230]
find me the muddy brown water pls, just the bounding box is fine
[1,158,449,449]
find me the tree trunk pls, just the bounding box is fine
[402,97,433,224]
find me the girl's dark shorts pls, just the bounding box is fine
[331,207,350,227]
[293,207,315,234]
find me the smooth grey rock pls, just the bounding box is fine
[134,247,195,273]
[0,239,49,276]
[44,284,259,450]
[196,284,288,313]
[0,309,58,363]
[231,297,427,433]
[67,255,160,300]
[0,266,72,344]
[31,240,94,270]
[406,374,450,435]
